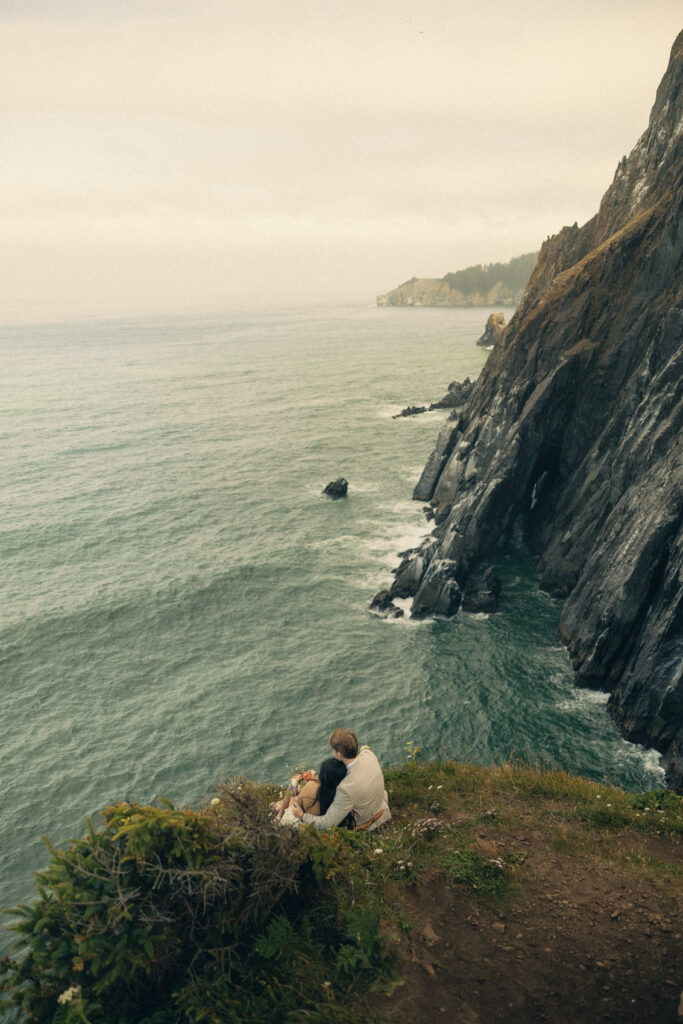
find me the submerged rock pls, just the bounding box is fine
[369,589,404,619]
[322,477,348,498]
[476,312,506,347]
[393,405,427,418]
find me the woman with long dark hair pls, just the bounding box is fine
[274,757,353,827]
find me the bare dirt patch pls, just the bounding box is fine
[367,815,682,1024]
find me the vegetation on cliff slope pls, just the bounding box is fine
[442,252,538,296]
[1,760,681,1024]
[377,252,538,307]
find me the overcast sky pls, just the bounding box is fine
[1,1,681,323]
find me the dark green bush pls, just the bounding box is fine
[628,789,682,813]
[0,783,390,1023]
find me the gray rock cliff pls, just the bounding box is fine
[385,31,683,788]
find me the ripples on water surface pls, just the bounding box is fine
[0,305,663,931]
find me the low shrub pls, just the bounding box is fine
[0,782,392,1023]
[444,848,516,898]
[628,789,682,814]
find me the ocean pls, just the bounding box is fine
[0,304,663,939]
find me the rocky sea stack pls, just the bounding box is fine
[477,311,506,347]
[383,32,683,788]
[322,477,348,498]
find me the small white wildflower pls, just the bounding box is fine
[407,861,413,868]
[373,848,383,855]
[596,795,602,799]
[437,785,443,790]
[58,986,81,1005]
[606,803,612,808]
[428,785,433,790]
[400,865,405,870]
[323,981,332,988]
[210,798,220,807]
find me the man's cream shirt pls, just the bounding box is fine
[301,747,391,830]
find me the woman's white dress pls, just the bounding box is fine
[279,806,301,827]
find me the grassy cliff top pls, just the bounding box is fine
[368,758,682,1023]
[2,759,681,1023]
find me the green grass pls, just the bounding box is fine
[385,759,683,838]
[444,848,517,898]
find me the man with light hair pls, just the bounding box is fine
[291,728,391,831]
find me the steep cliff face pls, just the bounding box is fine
[390,32,683,787]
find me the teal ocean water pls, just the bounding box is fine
[0,305,663,936]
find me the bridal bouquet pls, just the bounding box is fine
[287,768,318,795]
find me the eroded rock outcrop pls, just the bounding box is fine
[412,559,462,619]
[477,312,506,347]
[429,377,474,410]
[382,32,683,788]
[392,378,474,419]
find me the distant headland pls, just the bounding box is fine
[377,251,538,308]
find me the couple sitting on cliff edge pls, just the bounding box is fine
[272,728,391,832]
